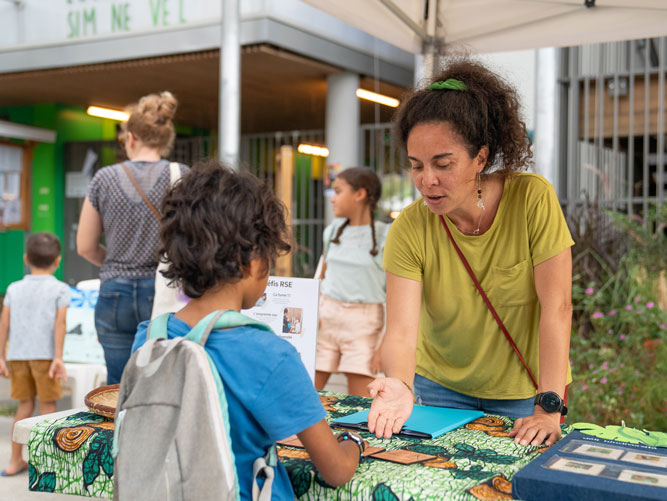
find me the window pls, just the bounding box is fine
[0,142,31,230]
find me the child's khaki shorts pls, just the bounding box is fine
[8,360,62,402]
[315,293,384,377]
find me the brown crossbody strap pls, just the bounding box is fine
[439,215,539,390]
[121,162,161,221]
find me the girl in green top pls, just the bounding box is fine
[366,59,574,449]
[315,167,389,396]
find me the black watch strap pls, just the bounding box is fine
[534,392,568,416]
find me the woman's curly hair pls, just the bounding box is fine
[394,58,533,173]
[158,160,291,298]
[120,91,178,157]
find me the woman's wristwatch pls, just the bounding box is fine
[534,391,568,415]
[336,431,365,458]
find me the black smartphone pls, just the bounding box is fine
[333,421,432,440]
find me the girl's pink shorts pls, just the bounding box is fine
[315,293,384,377]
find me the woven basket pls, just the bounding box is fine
[84,384,119,419]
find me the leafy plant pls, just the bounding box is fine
[567,203,666,430]
[0,403,17,417]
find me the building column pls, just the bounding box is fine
[534,47,558,191]
[325,71,360,224]
[219,0,240,169]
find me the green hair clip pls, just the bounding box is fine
[427,78,467,91]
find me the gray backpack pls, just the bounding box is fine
[112,310,277,501]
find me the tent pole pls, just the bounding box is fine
[379,0,427,40]
[419,0,440,82]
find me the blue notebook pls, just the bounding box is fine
[332,405,484,439]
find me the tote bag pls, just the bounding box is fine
[151,162,189,318]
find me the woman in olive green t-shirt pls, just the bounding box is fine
[366,59,574,449]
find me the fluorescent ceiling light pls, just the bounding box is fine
[87,106,129,121]
[355,89,399,108]
[297,144,330,157]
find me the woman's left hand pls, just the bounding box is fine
[508,408,562,446]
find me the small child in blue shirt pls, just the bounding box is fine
[0,232,70,477]
[131,161,364,500]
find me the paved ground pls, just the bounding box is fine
[0,373,348,501]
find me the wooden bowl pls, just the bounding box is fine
[84,384,120,419]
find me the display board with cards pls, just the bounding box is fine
[513,430,667,500]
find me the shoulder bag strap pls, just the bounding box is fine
[120,162,161,221]
[439,215,539,390]
[168,162,181,185]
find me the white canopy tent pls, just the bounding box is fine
[302,0,667,55]
[302,0,667,197]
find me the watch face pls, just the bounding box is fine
[541,392,561,412]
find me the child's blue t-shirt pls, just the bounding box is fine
[133,315,326,501]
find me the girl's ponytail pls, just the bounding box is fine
[330,219,350,245]
[369,207,378,257]
[330,166,382,256]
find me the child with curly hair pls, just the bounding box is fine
[131,161,364,499]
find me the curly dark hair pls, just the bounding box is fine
[330,167,382,256]
[158,160,291,298]
[394,58,533,173]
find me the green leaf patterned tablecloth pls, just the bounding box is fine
[28,411,114,498]
[281,393,570,500]
[27,391,570,500]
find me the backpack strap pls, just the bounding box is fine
[185,310,273,346]
[145,310,271,344]
[146,312,172,341]
[172,310,274,501]
[252,445,277,501]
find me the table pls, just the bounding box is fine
[18,392,571,500]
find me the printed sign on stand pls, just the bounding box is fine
[64,286,105,365]
[242,276,320,382]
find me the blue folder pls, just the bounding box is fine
[332,405,484,439]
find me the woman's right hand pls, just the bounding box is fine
[366,377,414,438]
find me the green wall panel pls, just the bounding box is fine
[0,103,117,292]
[0,231,26,291]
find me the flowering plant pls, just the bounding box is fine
[568,204,666,430]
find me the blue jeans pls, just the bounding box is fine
[413,374,535,418]
[95,278,154,385]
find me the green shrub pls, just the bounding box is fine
[567,203,666,430]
